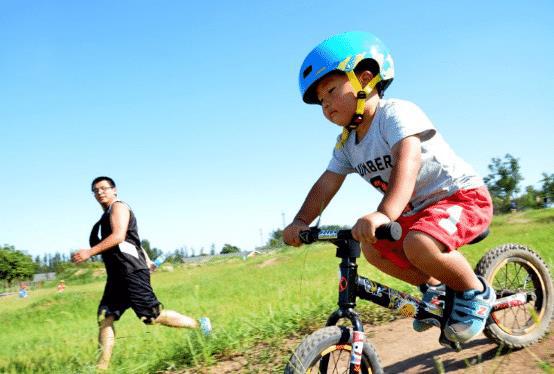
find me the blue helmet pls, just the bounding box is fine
[299,31,395,104]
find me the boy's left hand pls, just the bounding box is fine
[352,212,390,244]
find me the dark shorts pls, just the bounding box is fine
[98,269,161,324]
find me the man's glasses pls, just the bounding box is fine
[92,186,114,194]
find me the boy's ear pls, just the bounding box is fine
[358,70,375,89]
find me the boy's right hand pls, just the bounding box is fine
[283,220,310,247]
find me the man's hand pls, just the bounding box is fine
[352,212,390,244]
[283,220,310,247]
[72,249,92,264]
[147,259,157,273]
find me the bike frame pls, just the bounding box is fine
[309,229,531,373]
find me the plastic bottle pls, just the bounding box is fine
[153,254,166,268]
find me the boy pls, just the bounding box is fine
[72,176,211,370]
[283,31,495,344]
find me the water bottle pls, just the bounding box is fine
[153,254,166,268]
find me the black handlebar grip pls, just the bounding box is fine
[375,222,402,242]
[299,230,314,244]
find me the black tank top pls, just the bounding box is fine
[89,200,148,276]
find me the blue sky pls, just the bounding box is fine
[1,1,553,257]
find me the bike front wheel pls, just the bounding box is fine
[284,326,383,374]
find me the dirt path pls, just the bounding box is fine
[179,318,553,373]
[367,318,554,373]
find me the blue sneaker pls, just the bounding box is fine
[444,276,496,343]
[199,317,212,336]
[413,283,445,332]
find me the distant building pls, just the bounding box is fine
[33,272,57,282]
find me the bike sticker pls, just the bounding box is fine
[362,279,383,297]
[339,276,348,292]
[350,331,364,367]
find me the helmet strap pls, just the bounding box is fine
[336,71,382,149]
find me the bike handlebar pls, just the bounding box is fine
[299,222,402,244]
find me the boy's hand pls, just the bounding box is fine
[352,212,390,244]
[283,220,310,247]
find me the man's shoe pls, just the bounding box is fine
[199,317,212,336]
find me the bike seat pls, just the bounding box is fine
[467,228,489,245]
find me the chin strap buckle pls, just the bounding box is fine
[348,114,364,130]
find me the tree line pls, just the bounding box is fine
[0,239,243,287]
[1,153,551,285]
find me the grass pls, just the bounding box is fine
[1,209,553,373]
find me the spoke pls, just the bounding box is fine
[504,263,516,290]
[503,264,509,289]
[509,263,521,290]
[522,303,531,327]
[508,264,523,286]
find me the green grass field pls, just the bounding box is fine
[1,209,553,373]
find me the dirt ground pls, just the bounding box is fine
[181,318,553,373]
[366,318,554,373]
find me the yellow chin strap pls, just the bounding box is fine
[336,70,382,149]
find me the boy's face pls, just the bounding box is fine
[316,73,357,127]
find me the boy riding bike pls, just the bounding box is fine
[283,31,495,344]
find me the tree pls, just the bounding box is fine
[484,154,523,213]
[220,244,241,254]
[172,248,185,263]
[0,245,36,286]
[267,228,284,248]
[541,173,554,206]
[516,185,540,210]
[141,239,162,260]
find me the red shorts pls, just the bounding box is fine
[373,186,493,269]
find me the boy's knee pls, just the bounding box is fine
[403,231,446,262]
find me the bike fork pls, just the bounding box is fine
[323,239,367,373]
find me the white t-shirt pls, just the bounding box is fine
[327,98,483,215]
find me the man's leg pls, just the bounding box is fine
[97,315,116,370]
[154,309,198,328]
[128,270,211,334]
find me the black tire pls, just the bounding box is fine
[284,326,383,374]
[475,243,554,349]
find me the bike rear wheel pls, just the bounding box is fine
[475,243,554,349]
[284,326,383,374]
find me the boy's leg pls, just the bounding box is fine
[361,243,439,286]
[97,315,116,371]
[403,230,495,343]
[403,231,482,291]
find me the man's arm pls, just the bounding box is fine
[283,170,346,246]
[72,202,130,264]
